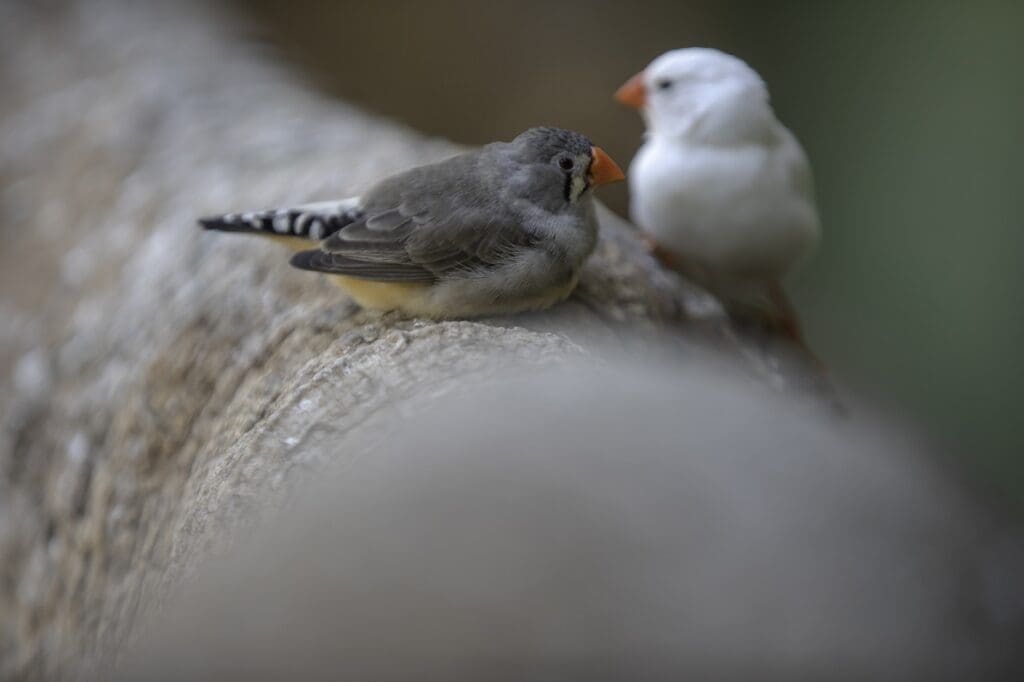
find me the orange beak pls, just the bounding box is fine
[614,71,647,109]
[588,146,625,187]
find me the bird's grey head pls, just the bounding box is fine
[617,48,773,142]
[499,127,623,210]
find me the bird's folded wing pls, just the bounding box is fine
[290,188,538,282]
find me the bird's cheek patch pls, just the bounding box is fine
[569,176,588,203]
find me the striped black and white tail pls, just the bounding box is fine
[199,198,363,242]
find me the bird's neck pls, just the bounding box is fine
[650,92,779,147]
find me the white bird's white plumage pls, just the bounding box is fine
[627,48,820,284]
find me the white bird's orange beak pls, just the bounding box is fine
[615,71,647,109]
[588,147,625,187]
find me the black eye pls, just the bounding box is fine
[558,157,575,171]
[656,79,673,91]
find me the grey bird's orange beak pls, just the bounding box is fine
[588,147,625,187]
[615,71,647,109]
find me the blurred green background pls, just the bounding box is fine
[237,0,1023,510]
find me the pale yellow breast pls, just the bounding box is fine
[331,273,580,318]
[331,276,432,313]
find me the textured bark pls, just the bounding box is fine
[0,1,977,679]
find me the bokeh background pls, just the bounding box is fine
[233,0,1023,510]
[4,4,1022,677]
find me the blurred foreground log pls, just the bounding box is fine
[0,1,1019,680]
[117,359,1023,681]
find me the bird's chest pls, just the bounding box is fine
[630,142,803,266]
[631,143,769,226]
[516,200,597,274]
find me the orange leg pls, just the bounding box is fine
[639,233,678,269]
[768,283,826,370]
[767,283,806,345]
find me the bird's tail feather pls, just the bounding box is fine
[198,198,362,242]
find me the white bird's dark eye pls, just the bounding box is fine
[656,79,673,90]
[558,157,574,171]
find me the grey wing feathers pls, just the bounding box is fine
[290,155,539,282]
[290,210,539,282]
[291,207,437,281]
[289,250,437,282]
